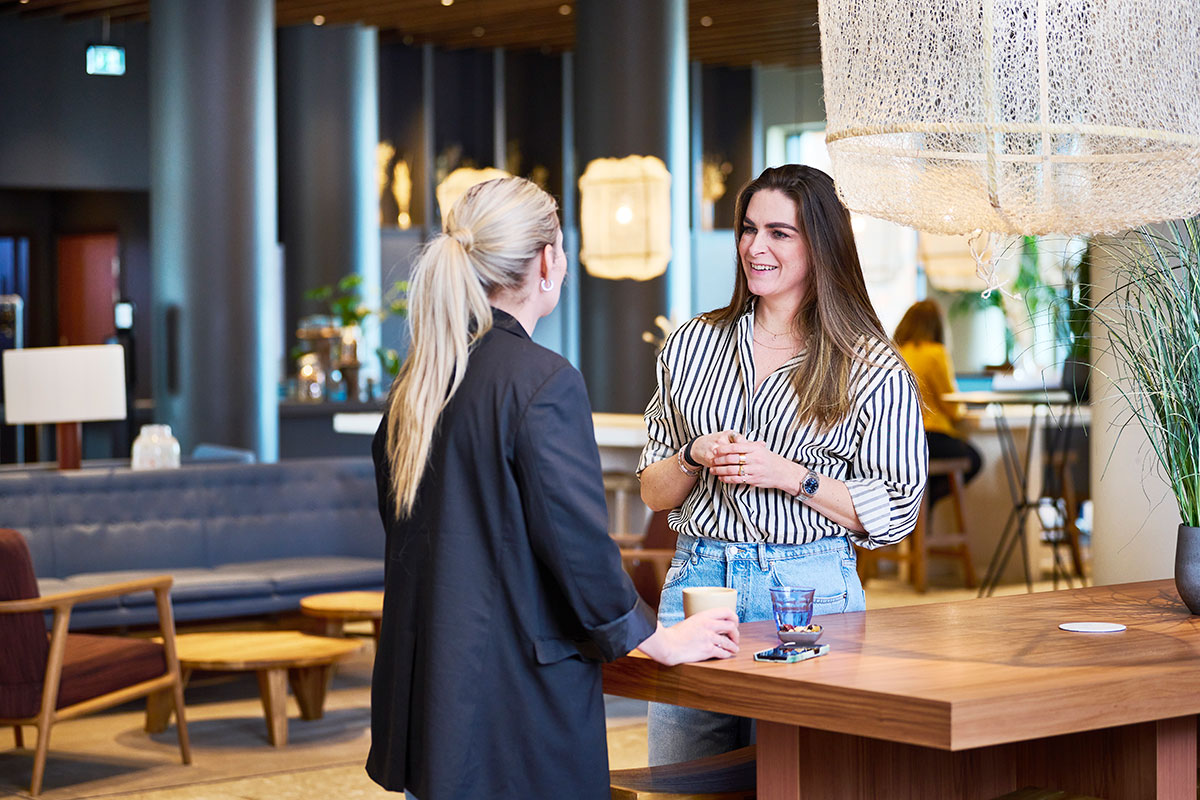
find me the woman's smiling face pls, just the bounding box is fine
[738,189,809,303]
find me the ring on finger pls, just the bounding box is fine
[738,455,746,465]
[738,463,745,476]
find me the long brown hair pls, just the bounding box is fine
[893,300,945,346]
[386,177,560,517]
[706,164,896,430]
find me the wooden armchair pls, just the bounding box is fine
[0,529,191,796]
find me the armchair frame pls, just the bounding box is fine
[0,575,191,796]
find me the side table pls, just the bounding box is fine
[300,590,385,640]
[147,631,363,746]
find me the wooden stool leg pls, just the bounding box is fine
[912,499,928,593]
[289,665,333,721]
[948,471,978,588]
[855,546,870,586]
[13,725,22,748]
[257,668,289,746]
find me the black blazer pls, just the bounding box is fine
[366,309,656,800]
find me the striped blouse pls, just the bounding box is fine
[637,306,928,548]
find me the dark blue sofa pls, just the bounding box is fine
[1,458,384,629]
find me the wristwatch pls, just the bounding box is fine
[797,469,820,500]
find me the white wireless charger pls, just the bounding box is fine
[1058,622,1127,633]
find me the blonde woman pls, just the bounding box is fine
[367,177,739,800]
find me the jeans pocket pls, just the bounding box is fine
[767,550,849,613]
[662,555,693,590]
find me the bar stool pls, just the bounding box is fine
[857,457,976,593]
[610,745,756,799]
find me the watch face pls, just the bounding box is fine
[802,474,820,497]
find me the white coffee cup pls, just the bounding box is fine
[682,586,737,618]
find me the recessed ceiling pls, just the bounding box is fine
[0,0,821,69]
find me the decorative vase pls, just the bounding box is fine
[1174,524,1200,614]
[131,424,182,471]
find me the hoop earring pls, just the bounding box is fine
[540,277,554,292]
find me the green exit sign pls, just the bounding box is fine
[86,45,126,76]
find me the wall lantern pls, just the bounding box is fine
[578,155,671,281]
[436,167,511,221]
[820,1,1200,244]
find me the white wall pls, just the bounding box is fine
[1089,240,1181,585]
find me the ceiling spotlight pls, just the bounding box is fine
[700,15,713,27]
[440,0,453,6]
[558,4,571,15]
[472,26,485,37]
[313,14,325,25]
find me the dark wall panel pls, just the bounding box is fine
[0,16,149,191]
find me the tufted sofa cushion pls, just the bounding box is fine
[0,458,385,629]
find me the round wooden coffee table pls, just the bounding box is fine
[148,631,363,746]
[300,590,384,640]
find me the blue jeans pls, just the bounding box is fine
[647,533,865,766]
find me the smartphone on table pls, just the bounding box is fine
[753,643,830,663]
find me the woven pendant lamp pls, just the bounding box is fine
[819,0,1200,238]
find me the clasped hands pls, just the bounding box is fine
[688,430,797,492]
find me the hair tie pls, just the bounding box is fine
[449,228,475,253]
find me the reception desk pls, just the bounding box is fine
[604,579,1197,799]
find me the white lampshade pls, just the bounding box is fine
[578,155,672,281]
[820,0,1200,237]
[3,344,127,424]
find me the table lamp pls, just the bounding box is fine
[2,344,127,470]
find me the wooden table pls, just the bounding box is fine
[148,631,363,746]
[603,580,1200,799]
[300,590,384,640]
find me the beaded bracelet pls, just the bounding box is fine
[676,447,702,477]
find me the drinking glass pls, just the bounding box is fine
[769,586,815,635]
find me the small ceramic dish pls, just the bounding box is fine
[777,623,822,646]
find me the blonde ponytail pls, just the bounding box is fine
[386,177,560,517]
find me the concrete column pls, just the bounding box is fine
[150,0,279,460]
[574,0,689,413]
[278,23,380,377]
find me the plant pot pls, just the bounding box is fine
[1174,524,1200,614]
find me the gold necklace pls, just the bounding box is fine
[754,315,793,338]
[752,336,798,351]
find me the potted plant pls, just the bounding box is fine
[1088,218,1200,612]
[301,275,408,398]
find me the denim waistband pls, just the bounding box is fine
[674,532,851,569]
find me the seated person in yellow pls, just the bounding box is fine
[894,300,982,507]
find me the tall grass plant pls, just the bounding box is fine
[1090,218,1200,527]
